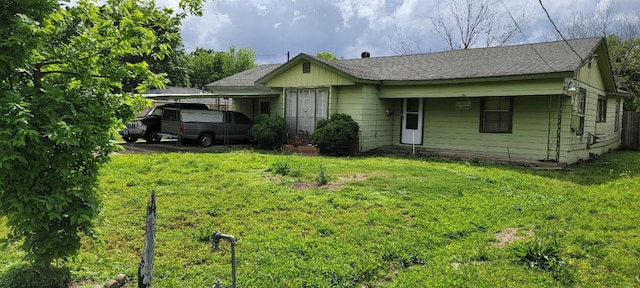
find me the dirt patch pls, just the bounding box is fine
[492,227,534,247]
[337,173,368,182]
[291,182,341,191]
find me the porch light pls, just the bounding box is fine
[566,81,577,97]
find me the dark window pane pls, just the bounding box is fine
[406,114,418,129]
[406,98,419,112]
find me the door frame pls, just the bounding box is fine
[400,98,424,145]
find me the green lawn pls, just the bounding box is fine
[1,150,640,287]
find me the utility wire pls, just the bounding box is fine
[499,0,556,72]
[538,0,585,62]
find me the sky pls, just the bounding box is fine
[156,0,639,64]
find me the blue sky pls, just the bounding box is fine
[157,0,639,64]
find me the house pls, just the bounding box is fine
[208,37,625,165]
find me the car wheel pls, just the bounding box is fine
[198,132,214,147]
[145,128,162,144]
[123,136,138,143]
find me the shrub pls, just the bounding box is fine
[316,164,331,186]
[0,263,70,288]
[311,113,359,155]
[512,239,574,284]
[270,158,301,177]
[249,114,289,149]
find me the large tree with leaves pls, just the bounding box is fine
[187,46,256,88]
[0,0,204,273]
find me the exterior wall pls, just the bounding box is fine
[560,62,622,164]
[394,96,560,162]
[264,62,354,87]
[333,85,394,151]
[232,98,254,119]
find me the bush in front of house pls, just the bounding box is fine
[249,114,289,149]
[0,263,70,288]
[311,113,359,156]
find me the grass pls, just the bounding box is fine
[1,150,640,287]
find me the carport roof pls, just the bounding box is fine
[144,86,216,99]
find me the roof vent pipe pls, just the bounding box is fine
[361,51,370,58]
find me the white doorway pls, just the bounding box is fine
[401,98,423,144]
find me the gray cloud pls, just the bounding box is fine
[173,0,639,64]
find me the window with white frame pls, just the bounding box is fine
[596,95,607,122]
[480,97,513,133]
[575,88,586,135]
[286,89,328,134]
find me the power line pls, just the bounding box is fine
[499,0,556,72]
[538,0,585,63]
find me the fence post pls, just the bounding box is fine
[138,190,156,288]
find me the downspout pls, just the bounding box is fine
[555,94,564,164]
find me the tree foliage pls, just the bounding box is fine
[117,2,191,91]
[316,52,339,60]
[608,35,640,111]
[0,0,204,268]
[187,46,256,88]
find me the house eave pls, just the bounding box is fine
[376,72,573,86]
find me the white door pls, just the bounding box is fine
[401,98,423,144]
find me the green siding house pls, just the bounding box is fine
[208,37,624,166]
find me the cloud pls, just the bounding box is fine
[171,0,639,64]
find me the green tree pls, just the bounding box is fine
[221,46,257,78]
[316,51,339,60]
[187,48,225,89]
[607,34,640,111]
[187,46,256,88]
[0,0,204,272]
[115,1,191,91]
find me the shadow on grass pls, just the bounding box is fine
[365,149,640,186]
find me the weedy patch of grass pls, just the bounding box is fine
[1,150,639,287]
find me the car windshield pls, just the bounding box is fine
[147,106,163,116]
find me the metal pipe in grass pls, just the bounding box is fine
[211,230,237,288]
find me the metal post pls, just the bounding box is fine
[211,230,236,288]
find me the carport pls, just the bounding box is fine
[141,64,282,148]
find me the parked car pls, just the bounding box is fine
[160,108,253,147]
[119,103,209,143]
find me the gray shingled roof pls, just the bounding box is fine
[207,64,281,87]
[312,37,603,81]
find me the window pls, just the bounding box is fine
[302,62,311,73]
[576,88,586,115]
[596,95,606,122]
[259,101,270,115]
[286,89,328,134]
[481,97,513,133]
[614,98,621,132]
[575,88,587,135]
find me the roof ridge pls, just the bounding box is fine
[337,37,602,61]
